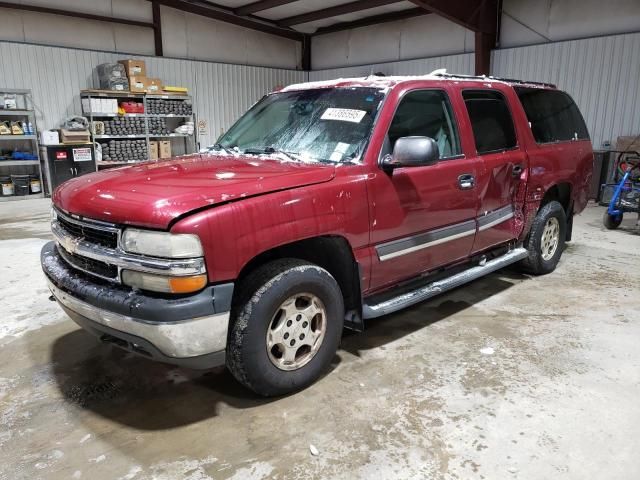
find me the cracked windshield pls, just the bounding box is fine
[216,87,386,163]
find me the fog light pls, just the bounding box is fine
[122,270,207,294]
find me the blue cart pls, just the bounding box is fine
[602,153,640,229]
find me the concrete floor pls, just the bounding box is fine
[1,199,639,480]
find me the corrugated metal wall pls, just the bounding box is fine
[0,41,305,147]
[308,53,474,81]
[492,32,640,149]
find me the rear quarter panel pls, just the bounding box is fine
[510,88,594,237]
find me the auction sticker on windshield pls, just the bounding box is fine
[321,108,367,123]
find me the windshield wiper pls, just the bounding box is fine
[210,143,236,155]
[244,146,302,162]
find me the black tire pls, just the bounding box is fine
[226,259,344,397]
[603,211,623,230]
[520,200,567,275]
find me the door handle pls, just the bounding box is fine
[69,167,73,176]
[458,173,475,190]
[512,164,524,177]
[75,168,78,176]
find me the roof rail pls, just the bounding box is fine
[432,72,556,89]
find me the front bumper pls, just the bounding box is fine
[41,241,233,369]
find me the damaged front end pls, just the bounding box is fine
[42,208,234,368]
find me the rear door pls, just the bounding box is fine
[368,87,479,291]
[460,89,528,253]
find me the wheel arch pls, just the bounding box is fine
[538,182,573,241]
[540,182,572,214]
[234,235,363,329]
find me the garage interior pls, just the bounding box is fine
[1,0,639,479]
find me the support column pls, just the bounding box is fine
[301,34,311,71]
[152,1,163,57]
[474,31,492,76]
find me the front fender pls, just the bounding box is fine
[170,167,370,283]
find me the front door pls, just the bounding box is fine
[460,89,527,253]
[368,88,479,291]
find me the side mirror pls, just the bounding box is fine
[383,136,440,170]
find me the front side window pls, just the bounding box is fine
[217,87,385,163]
[463,90,517,154]
[515,87,589,143]
[385,90,461,159]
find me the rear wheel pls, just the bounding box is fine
[603,211,623,230]
[520,201,566,275]
[226,259,344,396]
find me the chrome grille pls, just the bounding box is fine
[54,209,121,282]
[56,212,119,249]
[57,245,118,281]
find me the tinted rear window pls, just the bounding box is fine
[462,90,517,154]
[515,87,589,143]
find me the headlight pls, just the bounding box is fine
[51,207,58,223]
[122,271,207,294]
[121,229,203,258]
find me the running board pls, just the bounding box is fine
[362,248,529,319]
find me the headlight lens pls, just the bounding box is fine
[121,229,203,258]
[122,270,207,294]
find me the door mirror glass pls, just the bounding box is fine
[383,136,439,169]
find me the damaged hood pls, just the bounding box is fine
[53,153,336,229]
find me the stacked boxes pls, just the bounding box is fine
[119,60,146,78]
[129,76,149,93]
[118,60,150,93]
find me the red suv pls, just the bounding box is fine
[42,73,593,396]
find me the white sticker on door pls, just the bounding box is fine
[321,108,367,123]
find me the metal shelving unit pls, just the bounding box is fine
[81,90,197,169]
[0,89,44,201]
[0,134,37,141]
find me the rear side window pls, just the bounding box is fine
[515,87,589,143]
[463,90,517,154]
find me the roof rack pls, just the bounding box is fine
[432,72,556,89]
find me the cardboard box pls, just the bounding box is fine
[61,129,90,144]
[149,141,159,160]
[129,76,149,93]
[41,130,60,145]
[119,59,146,78]
[159,140,171,159]
[147,78,163,94]
[615,136,640,152]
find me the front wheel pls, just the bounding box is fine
[226,259,344,396]
[603,211,623,230]
[520,201,567,275]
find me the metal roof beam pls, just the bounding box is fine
[278,0,405,27]
[235,0,300,16]
[313,8,430,35]
[151,0,304,40]
[408,0,498,34]
[0,1,154,29]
